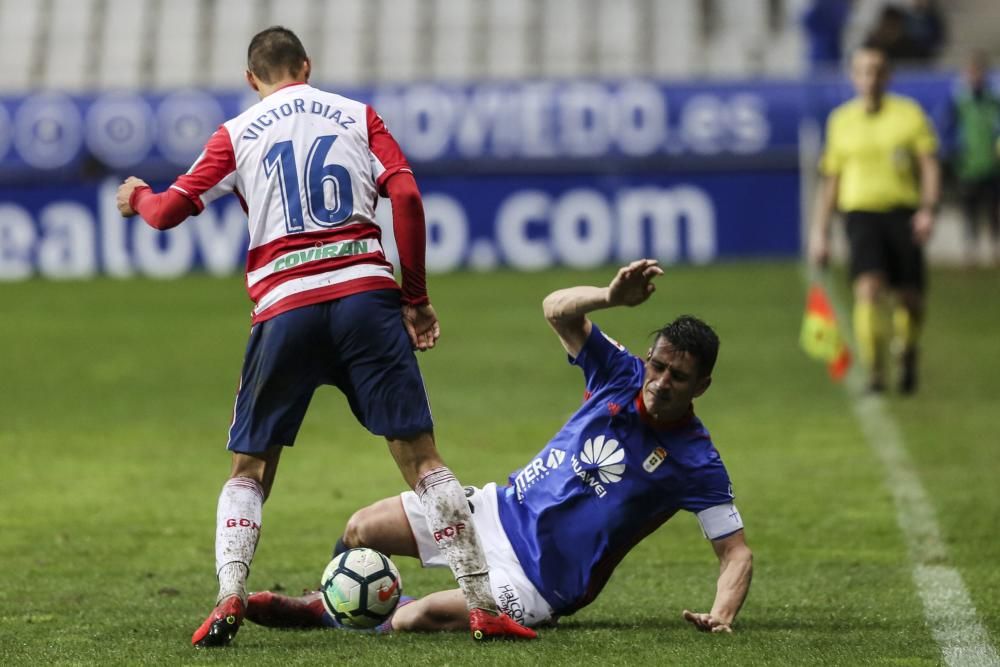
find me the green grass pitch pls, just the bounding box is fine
[1,261,997,666]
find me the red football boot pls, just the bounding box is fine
[191,595,245,647]
[469,608,538,641]
[246,591,327,628]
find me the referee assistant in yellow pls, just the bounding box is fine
[809,44,941,394]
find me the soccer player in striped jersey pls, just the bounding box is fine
[246,260,754,634]
[115,26,533,647]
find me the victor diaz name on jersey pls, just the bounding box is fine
[495,324,736,615]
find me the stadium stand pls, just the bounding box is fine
[0,0,43,91]
[596,0,643,77]
[151,0,203,89]
[485,0,531,80]
[373,0,422,83]
[262,0,314,47]
[208,0,262,88]
[705,0,770,76]
[41,0,97,92]
[651,0,702,77]
[540,0,589,78]
[96,0,150,90]
[763,0,809,76]
[2,0,999,94]
[430,0,479,81]
[316,0,369,86]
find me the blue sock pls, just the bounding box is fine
[374,595,416,634]
[322,597,415,633]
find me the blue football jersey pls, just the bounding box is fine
[495,324,739,615]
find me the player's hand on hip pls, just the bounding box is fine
[402,303,441,351]
[608,259,663,307]
[912,208,935,245]
[682,609,733,634]
[116,176,148,217]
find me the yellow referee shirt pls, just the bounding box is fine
[820,94,938,212]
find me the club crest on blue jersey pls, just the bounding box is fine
[642,446,667,473]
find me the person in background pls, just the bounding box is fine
[942,51,1000,267]
[801,0,852,73]
[809,44,941,395]
[903,0,946,62]
[864,5,925,65]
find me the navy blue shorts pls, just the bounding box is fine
[227,289,434,454]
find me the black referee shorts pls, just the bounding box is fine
[844,208,926,291]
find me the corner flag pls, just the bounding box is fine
[800,283,851,381]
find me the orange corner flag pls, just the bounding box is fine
[800,283,852,381]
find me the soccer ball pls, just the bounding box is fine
[320,548,402,628]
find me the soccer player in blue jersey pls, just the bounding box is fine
[246,259,753,634]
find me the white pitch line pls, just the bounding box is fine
[816,271,999,667]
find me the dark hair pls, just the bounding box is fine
[247,26,309,84]
[855,39,895,72]
[878,5,907,24]
[858,40,890,60]
[652,315,720,378]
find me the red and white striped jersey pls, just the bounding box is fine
[168,83,411,323]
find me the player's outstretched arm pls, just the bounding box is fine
[683,530,753,633]
[116,176,197,230]
[116,177,147,217]
[542,259,662,357]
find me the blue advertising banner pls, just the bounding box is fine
[0,72,972,278]
[0,171,798,280]
[0,73,962,180]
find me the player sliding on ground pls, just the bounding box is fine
[248,260,754,634]
[115,26,532,646]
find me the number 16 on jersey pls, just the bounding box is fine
[263,134,355,233]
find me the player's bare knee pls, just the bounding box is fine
[343,507,374,548]
[853,273,886,302]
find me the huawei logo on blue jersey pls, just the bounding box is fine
[569,435,627,499]
[581,435,626,483]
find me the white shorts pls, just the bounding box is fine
[400,482,554,628]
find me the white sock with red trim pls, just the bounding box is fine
[214,477,263,605]
[414,467,496,613]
